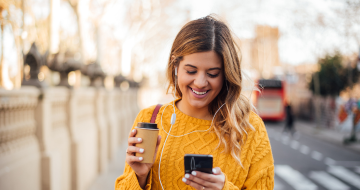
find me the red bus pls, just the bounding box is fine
[254,79,286,121]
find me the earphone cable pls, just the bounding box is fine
[160,102,225,137]
[158,74,177,190]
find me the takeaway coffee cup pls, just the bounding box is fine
[135,122,159,163]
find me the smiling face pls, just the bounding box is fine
[176,51,224,110]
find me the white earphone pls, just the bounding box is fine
[158,67,228,190]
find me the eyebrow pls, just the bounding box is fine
[184,64,222,71]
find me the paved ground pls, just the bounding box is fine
[267,121,360,190]
[88,120,360,190]
[295,120,360,153]
[87,141,127,190]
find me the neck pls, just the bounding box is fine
[176,99,212,120]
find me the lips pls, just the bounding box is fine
[189,87,210,98]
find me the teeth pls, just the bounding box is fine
[191,88,208,95]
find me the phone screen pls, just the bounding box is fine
[184,154,213,174]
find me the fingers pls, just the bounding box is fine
[126,146,144,155]
[190,171,217,183]
[182,169,225,189]
[212,167,222,175]
[129,128,137,137]
[182,176,205,190]
[183,172,212,188]
[128,137,142,145]
[127,155,144,163]
[128,129,141,146]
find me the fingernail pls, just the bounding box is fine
[182,178,187,182]
[212,168,216,174]
[191,171,196,176]
[132,129,135,133]
[139,149,144,153]
[139,157,143,161]
[138,138,142,142]
[185,174,190,178]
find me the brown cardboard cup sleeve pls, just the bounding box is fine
[135,127,159,163]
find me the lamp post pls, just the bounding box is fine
[357,48,360,72]
[81,62,106,88]
[47,52,83,88]
[21,43,48,88]
[313,70,321,130]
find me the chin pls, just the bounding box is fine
[187,95,212,109]
[189,101,207,109]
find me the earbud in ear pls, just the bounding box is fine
[175,67,178,76]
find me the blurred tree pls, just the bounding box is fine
[309,53,359,97]
[66,0,83,61]
[0,0,6,87]
[118,0,177,78]
[89,0,114,64]
[342,0,360,46]
[0,0,22,89]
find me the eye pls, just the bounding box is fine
[186,71,196,74]
[208,73,219,78]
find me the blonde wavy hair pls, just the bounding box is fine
[166,15,255,166]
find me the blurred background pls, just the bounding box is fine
[1,0,360,190]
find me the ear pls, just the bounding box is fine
[171,55,178,74]
[171,55,176,62]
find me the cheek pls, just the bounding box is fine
[177,76,192,91]
[210,79,224,92]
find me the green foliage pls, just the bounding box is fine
[309,53,359,97]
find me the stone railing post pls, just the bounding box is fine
[68,89,98,190]
[95,88,108,173]
[123,90,132,139]
[0,87,41,190]
[116,90,126,145]
[106,90,119,160]
[35,87,71,190]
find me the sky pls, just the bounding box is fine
[1,0,359,82]
[198,0,359,64]
[119,0,359,67]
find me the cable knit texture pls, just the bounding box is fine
[115,101,274,190]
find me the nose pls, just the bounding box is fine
[193,73,208,88]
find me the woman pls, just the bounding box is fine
[115,15,274,190]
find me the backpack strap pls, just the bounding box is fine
[150,104,162,123]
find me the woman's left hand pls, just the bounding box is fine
[182,167,225,190]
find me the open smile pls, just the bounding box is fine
[188,87,210,96]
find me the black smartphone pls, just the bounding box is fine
[184,154,213,174]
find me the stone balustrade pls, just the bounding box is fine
[0,87,139,190]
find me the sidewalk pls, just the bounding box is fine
[295,120,360,153]
[87,141,127,190]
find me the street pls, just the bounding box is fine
[266,121,360,190]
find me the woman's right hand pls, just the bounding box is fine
[126,128,161,188]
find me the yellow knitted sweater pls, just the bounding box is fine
[115,102,274,190]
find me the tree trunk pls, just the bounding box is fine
[9,21,22,89]
[75,5,84,63]
[0,22,4,88]
[67,0,84,63]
